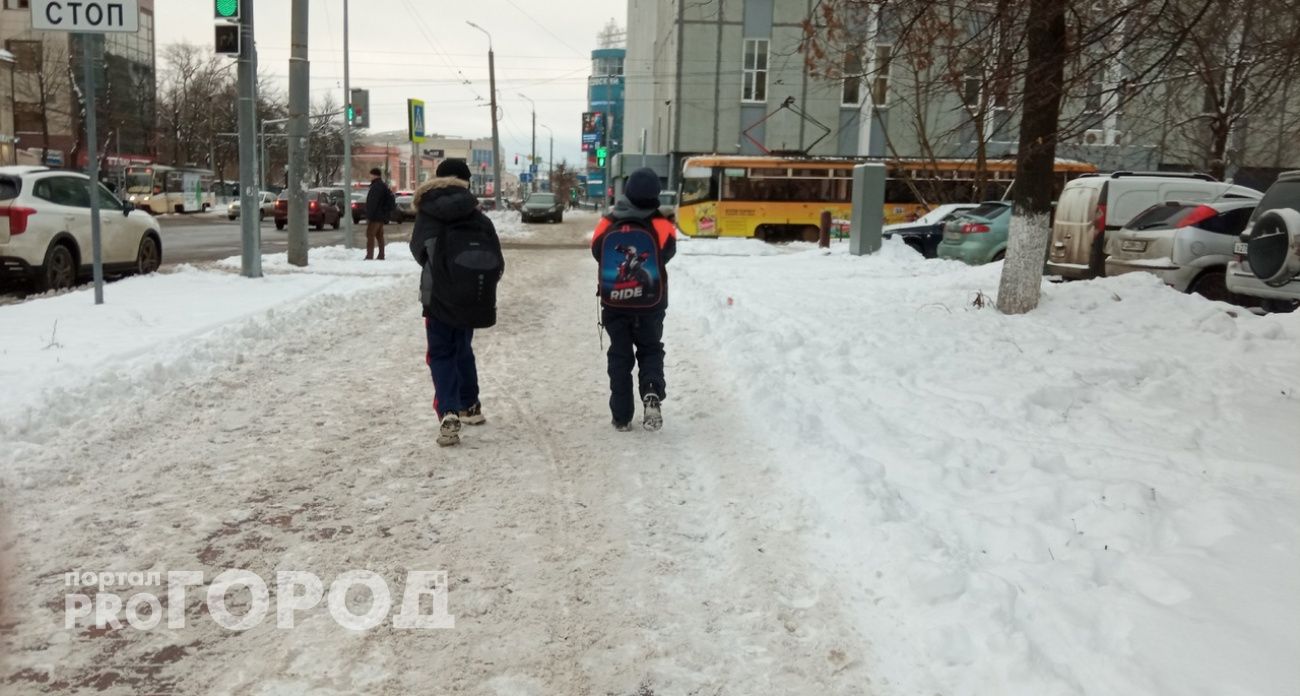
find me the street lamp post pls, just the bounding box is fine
[540,123,553,190]
[518,92,536,193]
[341,0,353,248]
[467,21,503,211]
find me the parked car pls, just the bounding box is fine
[273,189,343,231]
[394,191,416,222]
[478,196,497,212]
[227,190,277,221]
[883,203,979,258]
[1105,199,1256,301]
[658,191,678,222]
[936,201,1012,264]
[1046,172,1261,280]
[0,166,163,292]
[521,192,564,223]
[350,192,367,224]
[1227,170,1300,312]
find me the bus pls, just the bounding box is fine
[675,155,1098,241]
[123,165,216,214]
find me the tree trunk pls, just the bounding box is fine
[996,0,1068,315]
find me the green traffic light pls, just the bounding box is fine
[215,0,239,19]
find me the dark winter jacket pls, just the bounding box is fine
[590,196,678,314]
[410,176,505,327]
[365,177,395,221]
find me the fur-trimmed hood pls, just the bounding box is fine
[414,176,477,222]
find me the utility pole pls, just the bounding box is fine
[237,0,261,278]
[341,0,354,249]
[519,92,536,193]
[540,123,553,190]
[286,0,309,267]
[83,35,103,305]
[467,21,502,209]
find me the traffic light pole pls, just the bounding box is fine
[286,0,309,267]
[341,0,353,249]
[237,0,262,278]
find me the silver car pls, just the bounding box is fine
[1105,199,1256,301]
[1226,171,1300,311]
[227,190,276,221]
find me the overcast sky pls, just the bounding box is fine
[154,1,622,172]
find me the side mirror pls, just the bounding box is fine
[123,201,133,216]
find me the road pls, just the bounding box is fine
[0,210,595,305]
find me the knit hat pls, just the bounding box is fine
[624,167,661,209]
[436,159,472,182]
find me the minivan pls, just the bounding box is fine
[1046,172,1261,280]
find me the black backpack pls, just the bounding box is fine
[428,216,503,327]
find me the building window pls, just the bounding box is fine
[1084,78,1103,113]
[871,44,892,107]
[14,102,43,133]
[4,0,31,9]
[742,38,769,103]
[5,40,41,73]
[841,47,862,106]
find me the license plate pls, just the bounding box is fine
[1234,241,1248,255]
[1120,240,1147,252]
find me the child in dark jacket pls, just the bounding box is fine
[410,159,505,447]
[590,168,677,431]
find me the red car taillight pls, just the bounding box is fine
[1093,202,1107,238]
[960,222,990,234]
[276,200,287,211]
[1176,204,1217,228]
[309,200,319,212]
[2,206,37,235]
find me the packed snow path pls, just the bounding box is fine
[2,247,874,695]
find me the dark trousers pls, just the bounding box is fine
[366,221,386,259]
[602,309,666,425]
[425,318,479,418]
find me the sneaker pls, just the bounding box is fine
[642,394,662,432]
[612,420,633,432]
[437,412,462,447]
[458,402,486,426]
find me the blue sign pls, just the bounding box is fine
[529,164,538,175]
[520,173,533,184]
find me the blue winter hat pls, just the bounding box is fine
[624,167,661,209]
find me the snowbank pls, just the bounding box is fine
[214,242,418,276]
[0,265,399,456]
[672,237,1300,696]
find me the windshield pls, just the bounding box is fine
[528,194,556,205]
[681,174,716,204]
[125,172,155,194]
[1252,179,1300,221]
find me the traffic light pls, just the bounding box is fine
[214,0,240,20]
[349,88,369,128]
[596,146,608,167]
[214,23,240,55]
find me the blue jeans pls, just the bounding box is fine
[425,318,479,418]
[602,310,666,425]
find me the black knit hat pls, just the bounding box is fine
[624,167,661,209]
[436,158,472,182]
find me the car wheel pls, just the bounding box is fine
[136,234,161,275]
[202,203,211,212]
[259,210,266,221]
[557,214,563,223]
[37,243,77,292]
[275,220,285,230]
[228,214,237,221]
[331,217,340,230]
[314,220,324,231]
[1189,269,1231,303]
[992,250,1006,262]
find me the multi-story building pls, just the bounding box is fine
[586,22,625,199]
[624,0,1300,189]
[0,0,156,170]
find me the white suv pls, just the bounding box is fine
[0,166,162,292]
[1226,171,1300,311]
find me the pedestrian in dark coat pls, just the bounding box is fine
[364,168,395,260]
[410,159,505,447]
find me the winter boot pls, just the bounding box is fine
[612,420,633,432]
[438,412,462,447]
[458,402,486,426]
[642,394,662,432]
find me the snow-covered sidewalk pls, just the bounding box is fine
[1,236,1296,695]
[672,238,1300,696]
